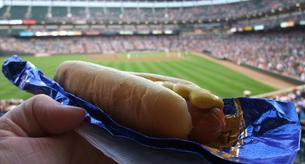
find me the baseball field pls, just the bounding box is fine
[0,51,275,99]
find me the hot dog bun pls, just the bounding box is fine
[131,72,226,144]
[54,61,192,139]
[130,72,197,86]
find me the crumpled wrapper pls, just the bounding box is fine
[2,55,301,164]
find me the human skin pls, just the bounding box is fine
[0,94,116,164]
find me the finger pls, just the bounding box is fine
[0,94,86,137]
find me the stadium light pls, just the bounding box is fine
[57,31,66,36]
[254,25,264,31]
[9,20,23,25]
[229,27,237,33]
[281,21,295,28]
[152,30,162,35]
[164,30,173,35]
[0,20,10,25]
[75,20,86,25]
[296,3,300,8]
[51,31,59,36]
[35,31,48,37]
[119,31,133,35]
[137,31,150,35]
[280,22,288,28]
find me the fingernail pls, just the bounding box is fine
[61,105,86,113]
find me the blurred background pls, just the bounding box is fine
[0,0,304,163]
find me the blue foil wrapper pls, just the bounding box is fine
[2,55,301,164]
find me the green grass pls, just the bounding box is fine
[0,52,275,99]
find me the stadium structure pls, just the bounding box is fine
[0,0,305,162]
[0,0,304,56]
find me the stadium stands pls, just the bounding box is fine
[1,29,304,82]
[0,0,305,163]
[197,31,305,81]
[0,0,304,23]
[233,10,305,30]
[0,1,305,116]
[0,1,304,81]
[9,6,27,19]
[31,7,48,20]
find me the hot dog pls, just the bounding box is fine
[54,61,225,144]
[131,73,226,144]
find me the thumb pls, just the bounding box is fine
[0,94,86,137]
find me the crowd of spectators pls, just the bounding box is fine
[195,31,305,81]
[0,29,305,81]
[234,10,305,29]
[2,0,304,23]
[0,35,182,54]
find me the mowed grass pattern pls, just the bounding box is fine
[0,52,274,99]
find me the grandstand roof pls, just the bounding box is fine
[0,0,248,8]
